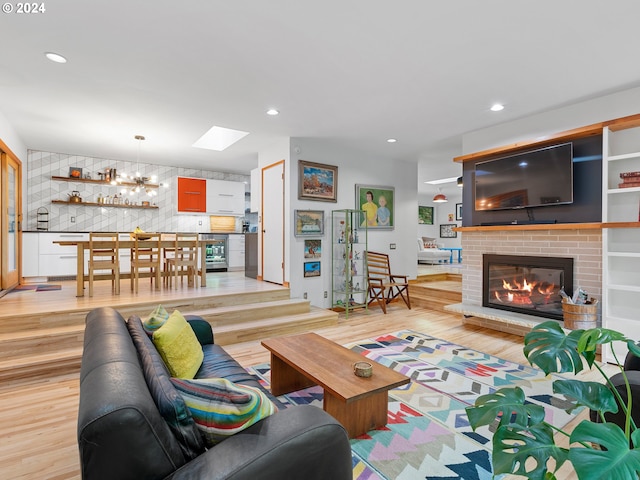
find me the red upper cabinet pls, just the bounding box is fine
[177,177,207,213]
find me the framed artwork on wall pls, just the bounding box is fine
[303,261,321,277]
[456,203,462,221]
[294,210,324,236]
[355,184,394,230]
[304,239,321,258]
[440,224,457,238]
[69,167,83,179]
[418,205,434,225]
[298,160,338,202]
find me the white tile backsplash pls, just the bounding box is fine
[26,149,250,233]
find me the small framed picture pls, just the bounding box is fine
[304,239,321,258]
[303,261,321,277]
[69,167,83,179]
[456,203,463,221]
[298,160,338,202]
[448,213,454,222]
[440,224,457,238]
[418,205,434,225]
[294,210,324,236]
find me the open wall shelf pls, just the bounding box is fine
[51,176,159,189]
[52,200,158,209]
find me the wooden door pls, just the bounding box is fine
[261,161,284,285]
[1,151,21,291]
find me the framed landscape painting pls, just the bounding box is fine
[355,184,394,230]
[304,239,321,258]
[294,210,324,236]
[303,261,321,277]
[418,205,434,225]
[298,160,338,202]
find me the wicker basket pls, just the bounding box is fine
[562,298,598,330]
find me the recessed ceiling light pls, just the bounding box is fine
[266,109,279,116]
[387,138,397,143]
[192,126,249,151]
[490,103,505,112]
[44,52,67,63]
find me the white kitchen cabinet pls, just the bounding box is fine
[38,232,89,277]
[206,179,245,215]
[227,234,245,271]
[602,124,640,363]
[22,233,40,277]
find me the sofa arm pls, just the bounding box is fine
[167,405,352,480]
[185,316,214,345]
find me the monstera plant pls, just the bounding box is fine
[466,321,640,480]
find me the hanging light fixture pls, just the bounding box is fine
[433,188,448,203]
[117,135,164,197]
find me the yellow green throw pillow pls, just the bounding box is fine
[171,377,277,446]
[152,310,204,379]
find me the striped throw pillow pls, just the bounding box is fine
[171,377,278,446]
[143,304,170,334]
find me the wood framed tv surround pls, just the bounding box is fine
[446,113,640,364]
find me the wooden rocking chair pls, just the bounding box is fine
[365,251,411,314]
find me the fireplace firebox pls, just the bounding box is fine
[482,254,573,321]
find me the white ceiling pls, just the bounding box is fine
[2,1,640,196]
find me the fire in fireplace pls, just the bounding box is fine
[482,254,574,321]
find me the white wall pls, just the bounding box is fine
[463,86,640,154]
[287,138,418,308]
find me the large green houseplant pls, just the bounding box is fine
[466,321,640,480]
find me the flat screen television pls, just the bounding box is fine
[474,142,573,211]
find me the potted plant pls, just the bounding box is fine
[466,321,640,480]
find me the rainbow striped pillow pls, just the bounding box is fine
[171,377,278,446]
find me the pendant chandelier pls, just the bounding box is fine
[115,135,159,197]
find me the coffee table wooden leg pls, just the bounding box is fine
[269,354,316,396]
[324,390,388,438]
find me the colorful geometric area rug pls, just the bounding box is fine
[247,329,580,480]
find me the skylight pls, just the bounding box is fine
[192,126,249,151]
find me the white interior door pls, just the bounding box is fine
[261,161,284,284]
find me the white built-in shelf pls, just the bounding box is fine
[607,152,640,162]
[608,186,640,194]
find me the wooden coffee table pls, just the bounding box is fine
[261,332,409,438]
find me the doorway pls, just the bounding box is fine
[1,148,22,295]
[261,160,284,285]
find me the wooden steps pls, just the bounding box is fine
[214,306,338,345]
[0,288,338,382]
[409,274,462,313]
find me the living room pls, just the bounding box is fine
[3,3,640,479]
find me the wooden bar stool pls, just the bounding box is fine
[88,232,120,297]
[161,233,177,287]
[165,233,199,288]
[130,232,161,293]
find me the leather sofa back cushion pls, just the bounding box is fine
[127,316,205,459]
[171,377,277,447]
[152,310,204,379]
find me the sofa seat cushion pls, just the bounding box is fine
[171,377,278,446]
[196,344,287,410]
[153,310,204,379]
[127,316,205,459]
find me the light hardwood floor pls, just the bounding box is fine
[0,275,610,480]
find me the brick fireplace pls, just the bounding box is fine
[453,227,602,334]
